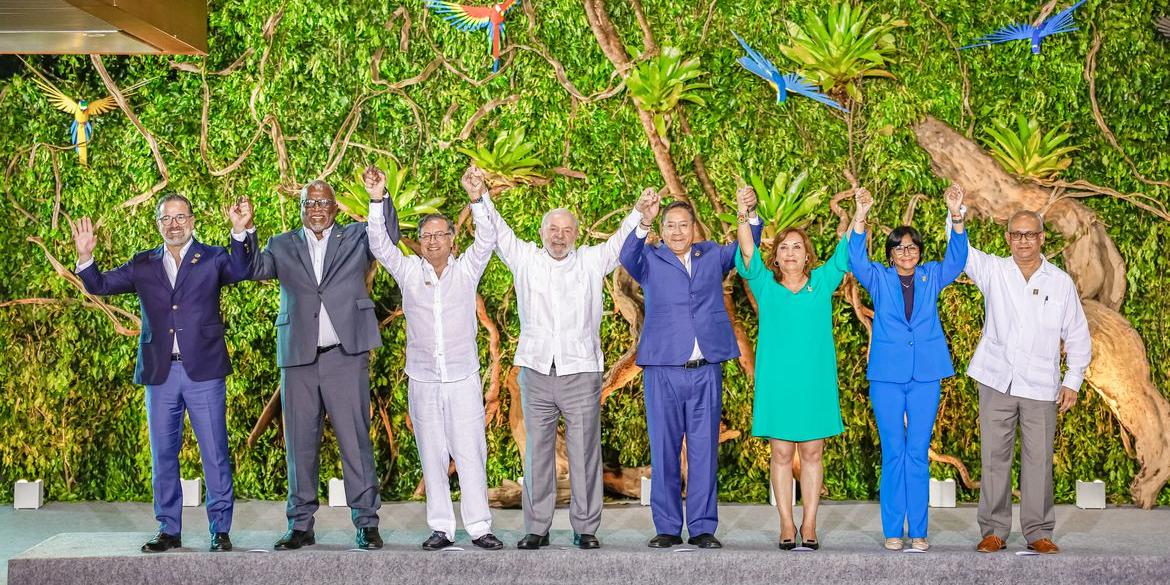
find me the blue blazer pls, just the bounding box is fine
[620,223,762,366]
[849,228,967,384]
[78,234,256,385]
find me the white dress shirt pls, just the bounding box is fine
[77,239,195,354]
[303,225,342,348]
[486,195,641,376]
[367,199,495,383]
[961,243,1092,402]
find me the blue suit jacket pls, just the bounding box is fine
[620,223,762,366]
[849,228,967,383]
[77,234,256,385]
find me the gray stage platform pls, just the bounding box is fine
[5,501,1170,585]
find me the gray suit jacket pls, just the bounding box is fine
[253,201,399,368]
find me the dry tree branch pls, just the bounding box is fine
[91,55,169,209]
[438,94,520,149]
[914,0,974,135]
[28,236,141,335]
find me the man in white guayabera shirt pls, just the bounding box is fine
[485,185,659,550]
[949,205,1091,556]
[365,164,504,551]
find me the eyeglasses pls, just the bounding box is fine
[157,214,192,225]
[419,231,453,242]
[301,199,336,209]
[892,244,920,255]
[1008,231,1042,242]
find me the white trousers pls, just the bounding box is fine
[408,374,492,539]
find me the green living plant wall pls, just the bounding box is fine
[1,0,1168,507]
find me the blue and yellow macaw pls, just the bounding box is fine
[733,33,848,113]
[425,0,519,72]
[29,72,120,167]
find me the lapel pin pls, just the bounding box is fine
[694,250,702,257]
[921,275,926,283]
[191,252,202,264]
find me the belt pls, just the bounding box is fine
[170,353,182,362]
[683,358,709,369]
[317,343,341,355]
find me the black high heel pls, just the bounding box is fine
[799,525,819,550]
[779,525,798,550]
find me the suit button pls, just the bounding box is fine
[168,328,174,334]
[909,341,914,346]
[172,304,179,311]
[313,313,318,318]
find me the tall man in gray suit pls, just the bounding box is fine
[251,170,399,550]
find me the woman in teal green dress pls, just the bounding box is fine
[736,211,853,551]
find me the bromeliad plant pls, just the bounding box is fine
[625,46,709,140]
[336,158,444,254]
[982,114,1078,180]
[778,1,905,103]
[717,170,827,241]
[457,129,548,189]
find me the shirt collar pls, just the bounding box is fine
[303,224,334,245]
[163,238,195,263]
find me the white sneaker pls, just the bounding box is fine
[911,538,930,551]
[884,538,903,551]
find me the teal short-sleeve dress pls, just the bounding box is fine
[735,236,850,442]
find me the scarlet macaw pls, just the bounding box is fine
[426,0,519,72]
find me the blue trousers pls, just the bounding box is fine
[643,363,722,537]
[145,362,234,535]
[870,379,941,538]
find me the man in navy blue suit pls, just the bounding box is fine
[72,194,256,553]
[620,187,761,549]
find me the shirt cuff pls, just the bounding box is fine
[1060,373,1084,393]
[635,226,650,238]
[76,258,94,272]
[230,227,256,241]
[748,215,761,226]
[368,200,385,224]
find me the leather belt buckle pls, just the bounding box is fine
[316,344,341,355]
[683,358,708,369]
[170,353,182,362]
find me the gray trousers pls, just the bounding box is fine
[519,365,603,536]
[281,348,381,531]
[976,382,1057,543]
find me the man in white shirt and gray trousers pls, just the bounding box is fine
[365,164,504,551]
[486,185,659,550]
[950,200,1092,555]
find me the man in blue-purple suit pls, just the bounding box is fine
[619,186,761,549]
[72,194,256,553]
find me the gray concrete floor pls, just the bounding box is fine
[5,500,1170,584]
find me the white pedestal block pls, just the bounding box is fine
[328,478,347,507]
[14,479,44,510]
[929,478,956,508]
[1075,480,1106,509]
[640,476,651,506]
[181,478,202,507]
[767,479,797,507]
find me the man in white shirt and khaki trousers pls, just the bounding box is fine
[953,207,1092,555]
[365,165,503,551]
[485,186,659,550]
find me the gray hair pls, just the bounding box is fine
[156,193,193,218]
[541,208,578,231]
[1007,209,1045,232]
[299,180,335,201]
[417,213,454,235]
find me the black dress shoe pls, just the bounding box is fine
[573,533,601,549]
[422,531,455,551]
[357,527,383,550]
[687,533,723,549]
[141,532,181,553]
[274,529,316,550]
[648,534,683,548]
[472,533,504,550]
[516,533,550,549]
[209,532,233,552]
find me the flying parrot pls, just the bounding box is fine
[28,71,121,167]
[425,0,519,72]
[961,0,1087,55]
[733,33,848,112]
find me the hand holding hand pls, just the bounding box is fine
[854,187,873,219]
[736,184,757,217]
[72,216,97,264]
[636,187,660,224]
[462,165,488,201]
[363,165,387,200]
[229,196,254,232]
[944,183,965,215]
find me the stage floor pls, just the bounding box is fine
[4,500,1169,584]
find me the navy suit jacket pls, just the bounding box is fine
[849,228,967,383]
[620,223,762,366]
[77,234,256,385]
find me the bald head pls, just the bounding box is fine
[1007,209,1044,233]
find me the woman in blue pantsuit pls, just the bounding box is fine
[848,185,968,552]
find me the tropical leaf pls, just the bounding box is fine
[626,46,709,139]
[982,114,1078,180]
[336,158,446,254]
[456,128,548,187]
[724,170,826,240]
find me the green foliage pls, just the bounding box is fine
[456,129,547,186]
[983,114,1078,180]
[778,1,905,102]
[718,171,827,240]
[0,0,1167,508]
[626,46,709,138]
